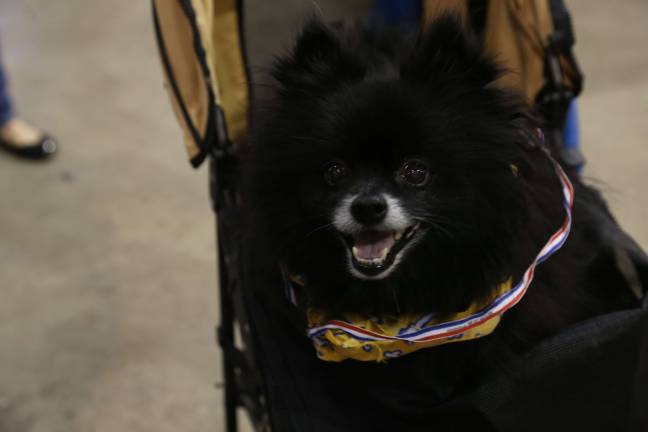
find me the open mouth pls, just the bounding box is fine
[342,223,422,278]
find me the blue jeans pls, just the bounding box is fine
[370,0,421,27]
[0,49,14,127]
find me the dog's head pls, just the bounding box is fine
[249,18,541,314]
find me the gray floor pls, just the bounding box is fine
[0,1,646,431]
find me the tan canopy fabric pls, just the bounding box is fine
[422,0,469,29]
[423,0,555,102]
[483,0,554,102]
[153,0,248,166]
[154,0,575,166]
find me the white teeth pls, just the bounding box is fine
[351,246,389,264]
[349,224,424,267]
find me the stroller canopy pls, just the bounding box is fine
[153,0,580,167]
[153,0,249,167]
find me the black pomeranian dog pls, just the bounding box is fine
[245,16,643,417]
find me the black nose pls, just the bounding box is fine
[351,195,388,226]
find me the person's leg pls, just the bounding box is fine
[0,44,57,158]
[0,49,15,127]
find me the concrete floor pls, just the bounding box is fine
[0,1,646,431]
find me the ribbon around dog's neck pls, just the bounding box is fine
[283,157,574,362]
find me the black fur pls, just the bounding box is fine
[244,17,640,397]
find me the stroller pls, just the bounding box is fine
[152,1,648,430]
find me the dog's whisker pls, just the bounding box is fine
[416,214,475,232]
[424,220,454,239]
[289,135,330,145]
[304,222,335,238]
[266,214,334,256]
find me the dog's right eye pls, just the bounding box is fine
[324,162,347,186]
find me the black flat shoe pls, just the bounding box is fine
[0,134,58,159]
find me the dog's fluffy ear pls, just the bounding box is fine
[402,15,501,88]
[272,20,364,92]
[291,20,341,66]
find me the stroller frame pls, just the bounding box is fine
[208,103,270,432]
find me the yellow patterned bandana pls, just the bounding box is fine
[286,158,574,362]
[307,279,512,362]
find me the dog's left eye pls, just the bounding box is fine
[398,160,430,186]
[324,162,347,186]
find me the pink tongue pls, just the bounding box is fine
[353,231,395,260]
